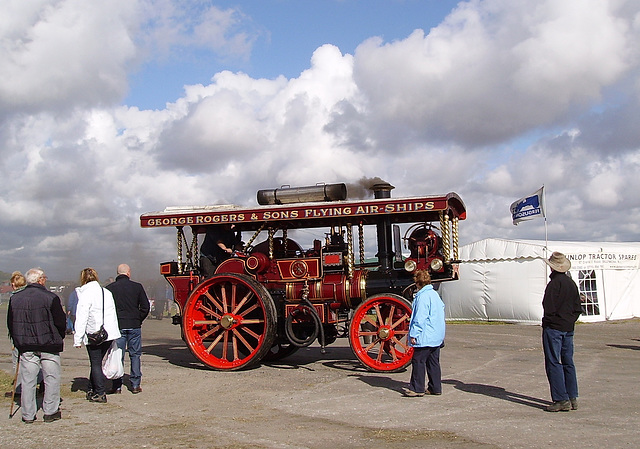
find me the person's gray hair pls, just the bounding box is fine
[25,267,45,284]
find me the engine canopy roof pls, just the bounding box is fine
[140,192,466,234]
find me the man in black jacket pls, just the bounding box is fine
[199,224,241,277]
[7,267,66,423]
[106,264,150,394]
[542,252,582,412]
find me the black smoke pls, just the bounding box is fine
[345,176,389,199]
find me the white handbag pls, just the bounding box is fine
[102,340,124,379]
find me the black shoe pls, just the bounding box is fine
[131,386,142,394]
[106,388,121,395]
[44,410,62,423]
[86,390,94,400]
[22,417,36,424]
[89,393,107,403]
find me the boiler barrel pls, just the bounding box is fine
[257,183,347,205]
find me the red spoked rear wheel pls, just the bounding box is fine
[349,294,413,372]
[182,273,277,370]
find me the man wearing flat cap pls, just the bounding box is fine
[542,251,582,412]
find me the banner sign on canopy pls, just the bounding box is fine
[565,252,639,270]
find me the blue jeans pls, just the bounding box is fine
[113,328,142,389]
[542,327,578,402]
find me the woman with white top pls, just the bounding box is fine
[73,268,121,403]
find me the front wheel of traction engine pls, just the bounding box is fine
[182,273,277,370]
[349,294,413,372]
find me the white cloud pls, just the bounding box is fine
[137,0,259,61]
[0,0,137,112]
[0,0,261,115]
[352,0,636,146]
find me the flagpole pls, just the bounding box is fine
[543,185,550,281]
[542,184,548,255]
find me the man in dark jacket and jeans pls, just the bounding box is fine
[106,264,150,394]
[7,267,66,423]
[542,252,582,412]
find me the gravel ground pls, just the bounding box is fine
[1,307,639,449]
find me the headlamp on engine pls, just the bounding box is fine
[430,258,444,272]
[404,259,417,272]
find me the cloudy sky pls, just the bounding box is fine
[2,0,640,283]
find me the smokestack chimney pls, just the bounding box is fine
[371,181,394,270]
[370,182,394,199]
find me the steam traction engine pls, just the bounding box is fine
[140,182,466,372]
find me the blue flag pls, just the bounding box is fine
[510,187,545,225]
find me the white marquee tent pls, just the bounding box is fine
[438,238,640,324]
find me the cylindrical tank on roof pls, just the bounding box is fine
[257,183,347,205]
